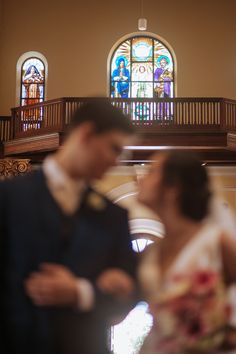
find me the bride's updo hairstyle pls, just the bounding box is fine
[161,151,212,221]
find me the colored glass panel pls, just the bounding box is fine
[111,40,131,98]
[110,36,175,99]
[132,37,153,62]
[20,57,45,106]
[132,63,153,82]
[131,82,153,98]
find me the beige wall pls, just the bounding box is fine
[96,166,236,214]
[0,0,3,86]
[1,0,236,115]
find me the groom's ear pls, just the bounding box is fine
[77,121,97,145]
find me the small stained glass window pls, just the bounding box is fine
[20,57,45,107]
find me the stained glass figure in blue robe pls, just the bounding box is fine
[111,56,130,98]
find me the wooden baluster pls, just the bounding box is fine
[220,98,226,131]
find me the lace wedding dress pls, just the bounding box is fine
[139,223,232,354]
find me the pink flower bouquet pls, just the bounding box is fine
[151,270,231,354]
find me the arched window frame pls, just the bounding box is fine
[16,51,48,106]
[107,32,177,98]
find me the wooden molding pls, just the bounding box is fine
[227,133,236,151]
[4,133,60,156]
[123,146,236,164]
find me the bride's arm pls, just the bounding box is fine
[138,243,161,301]
[221,233,236,284]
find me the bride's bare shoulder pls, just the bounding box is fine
[220,232,236,284]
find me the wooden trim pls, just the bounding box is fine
[227,133,236,151]
[125,146,236,164]
[4,133,60,156]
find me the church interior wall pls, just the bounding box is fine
[96,166,236,214]
[0,0,236,115]
[1,0,236,216]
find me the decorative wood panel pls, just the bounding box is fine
[0,159,31,179]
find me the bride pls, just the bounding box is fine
[138,151,236,354]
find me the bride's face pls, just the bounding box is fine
[138,154,165,212]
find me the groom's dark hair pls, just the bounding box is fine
[68,99,134,135]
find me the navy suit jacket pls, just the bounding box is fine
[0,170,137,354]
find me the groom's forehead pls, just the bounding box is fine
[102,130,129,145]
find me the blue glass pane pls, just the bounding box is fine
[111,41,131,98]
[132,37,152,62]
[131,101,152,121]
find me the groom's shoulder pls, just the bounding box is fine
[0,169,44,195]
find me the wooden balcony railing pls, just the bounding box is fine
[223,98,236,130]
[1,97,235,141]
[0,116,13,142]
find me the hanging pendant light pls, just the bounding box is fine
[138,0,147,31]
[138,18,147,31]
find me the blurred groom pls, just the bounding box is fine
[0,100,137,354]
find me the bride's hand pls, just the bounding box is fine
[96,268,135,299]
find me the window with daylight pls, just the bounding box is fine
[20,57,45,107]
[111,237,154,354]
[110,36,175,99]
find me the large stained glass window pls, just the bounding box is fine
[110,36,174,99]
[20,57,45,106]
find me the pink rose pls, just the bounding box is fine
[191,270,218,296]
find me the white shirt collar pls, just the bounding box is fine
[43,156,67,187]
[42,155,87,214]
[42,155,86,194]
